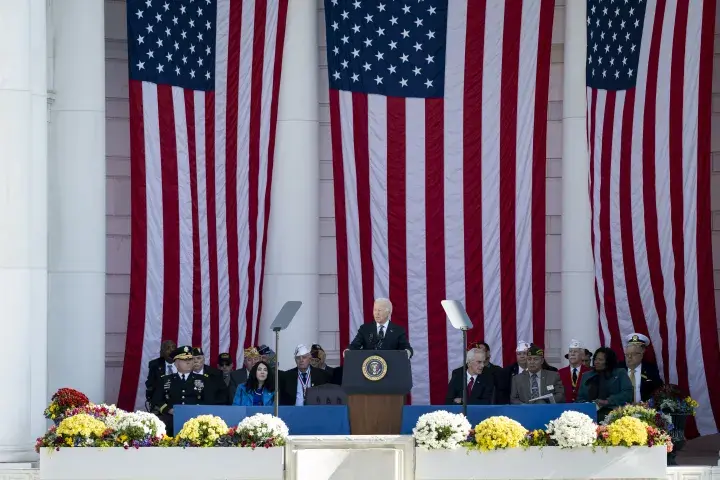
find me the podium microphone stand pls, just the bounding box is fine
[268,301,303,417]
[441,300,474,418]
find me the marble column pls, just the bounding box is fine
[47,0,106,403]
[560,0,599,360]
[0,0,48,464]
[259,0,320,370]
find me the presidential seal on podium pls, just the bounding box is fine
[361,355,388,381]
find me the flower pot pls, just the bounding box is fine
[39,447,284,480]
[664,412,689,466]
[414,446,667,480]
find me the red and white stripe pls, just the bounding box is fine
[332,0,554,404]
[118,0,288,412]
[588,0,720,435]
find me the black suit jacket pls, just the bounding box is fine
[278,367,331,406]
[198,366,227,405]
[145,357,172,401]
[618,361,663,401]
[348,322,413,356]
[446,368,494,405]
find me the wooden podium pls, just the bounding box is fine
[342,350,413,435]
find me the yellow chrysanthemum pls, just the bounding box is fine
[607,416,648,447]
[176,415,228,446]
[56,414,107,438]
[473,416,527,451]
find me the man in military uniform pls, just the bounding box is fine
[151,345,209,436]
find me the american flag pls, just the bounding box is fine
[326,0,555,404]
[118,0,288,411]
[587,0,720,435]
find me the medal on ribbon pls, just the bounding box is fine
[299,372,311,398]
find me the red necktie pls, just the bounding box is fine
[467,377,475,396]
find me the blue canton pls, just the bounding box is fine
[324,0,448,98]
[586,0,647,91]
[127,0,217,91]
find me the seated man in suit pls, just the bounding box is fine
[620,333,663,402]
[145,339,177,406]
[510,344,565,404]
[446,348,494,405]
[346,298,413,358]
[279,344,331,406]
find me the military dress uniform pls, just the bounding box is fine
[151,346,210,436]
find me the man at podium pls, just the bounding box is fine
[347,298,413,358]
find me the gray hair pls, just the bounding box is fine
[466,348,486,364]
[374,297,393,315]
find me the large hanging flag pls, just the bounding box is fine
[118,0,288,411]
[586,0,719,434]
[326,0,555,404]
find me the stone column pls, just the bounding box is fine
[259,0,320,370]
[560,0,599,360]
[47,0,106,402]
[0,0,48,464]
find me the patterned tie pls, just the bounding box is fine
[167,365,173,375]
[301,372,308,384]
[572,368,578,385]
[378,325,385,339]
[629,369,637,389]
[530,374,539,399]
[467,376,475,397]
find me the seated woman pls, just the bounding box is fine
[232,361,275,406]
[576,347,633,421]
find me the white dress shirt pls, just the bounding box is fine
[296,368,311,406]
[376,321,389,335]
[518,366,525,375]
[628,365,642,403]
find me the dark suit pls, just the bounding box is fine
[618,361,663,401]
[446,369,494,405]
[197,366,227,405]
[348,322,413,356]
[145,357,173,402]
[278,367,331,406]
[227,368,249,404]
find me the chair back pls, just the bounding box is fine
[304,384,347,405]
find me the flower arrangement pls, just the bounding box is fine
[469,416,527,451]
[64,404,124,428]
[113,411,167,447]
[521,429,550,448]
[43,388,90,423]
[545,411,597,449]
[602,403,672,431]
[646,426,673,453]
[221,414,289,448]
[603,417,648,447]
[172,415,229,447]
[36,414,114,451]
[649,384,699,415]
[412,411,471,450]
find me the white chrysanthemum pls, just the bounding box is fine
[412,410,471,450]
[237,413,289,442]
[115,411,166,439]
[546,411,597,448]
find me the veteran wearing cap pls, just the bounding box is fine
[558,340,591,402]
[278,344,331,406]
[218,353,234,386]
[191,347,227,404]
[619,333,663,402]
[150,346,210,436]
[510,345,565,404]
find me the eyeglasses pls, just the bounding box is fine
[624,352,642,358]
